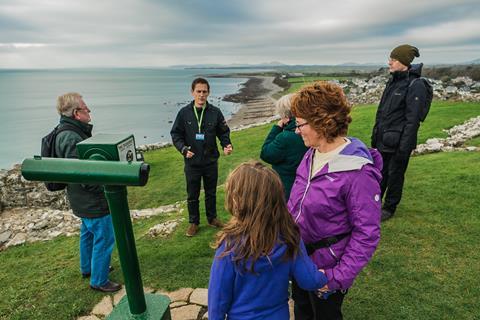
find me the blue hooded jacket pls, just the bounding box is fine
[208,240,327,320]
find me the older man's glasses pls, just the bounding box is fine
[295,121,308,130]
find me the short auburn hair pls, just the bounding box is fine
[291,81,352,142]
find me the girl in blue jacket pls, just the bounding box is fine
[208,161,327,320]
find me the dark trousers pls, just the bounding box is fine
[380,151,411,212]
[184,162,218,225]
[292,280,347,320]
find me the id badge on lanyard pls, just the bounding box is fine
[194,106,205,141]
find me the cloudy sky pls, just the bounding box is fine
[1,0,479,68]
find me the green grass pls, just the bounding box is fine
[348,101,480,145]
[1,101,479,319]
[129,101,480,209]
[465,135,480,147]
[285,76,350,94]
[127,124,273,209]
[344,151,480,319]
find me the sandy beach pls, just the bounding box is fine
[223,76,285,128]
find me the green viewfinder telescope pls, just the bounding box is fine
[21,134,170,320]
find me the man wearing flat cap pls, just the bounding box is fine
[371,44,429,221]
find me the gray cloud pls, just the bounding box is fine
[0,0,479,68]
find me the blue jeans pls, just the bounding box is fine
[80,215,115,287]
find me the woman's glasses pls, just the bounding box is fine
[295,121,308,130]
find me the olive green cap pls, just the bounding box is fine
[390,44,420,66]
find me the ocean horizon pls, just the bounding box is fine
[0,68,266,170]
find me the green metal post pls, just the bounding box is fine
[21,155,171,319]
[104,185,146,315]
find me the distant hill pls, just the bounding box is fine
[168,60,480,76]
[169,62,287,69]
[466,58,480,65]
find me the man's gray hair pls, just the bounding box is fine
[275,93,295,119]
[57,92,83,116]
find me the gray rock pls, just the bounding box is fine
[32,220,49,230]
[170,304,201,320]
[91,296,113,316]
[6,232,27,247]
[0,230,12,244]
[167,288,194,302]
[189,288,208,306]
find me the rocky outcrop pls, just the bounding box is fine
[325,75,480,105]
[0,164,69,212]
[0,203,182,250]
[414,116,480,155]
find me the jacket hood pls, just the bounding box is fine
[307,137,382,174]
[409,63,423,77]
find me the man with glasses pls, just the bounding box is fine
[371,44,428,221]
[53,92,120,292]
[171,78,233,237]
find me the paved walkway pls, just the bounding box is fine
[78,287,294,320]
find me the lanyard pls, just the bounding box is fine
[193,105,205,133]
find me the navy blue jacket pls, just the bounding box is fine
[371,63,428,153]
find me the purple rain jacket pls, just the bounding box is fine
[287,137,382,291]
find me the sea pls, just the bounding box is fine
[0,68,263,170]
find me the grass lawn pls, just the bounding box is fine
[0,101,479,319]
[465,135,480,147]
[285,76,350,94]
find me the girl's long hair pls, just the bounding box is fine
[214,161,300,273]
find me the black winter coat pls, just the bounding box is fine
[170,101,231,167]
[371,63,428,153]
[54,116,110,218]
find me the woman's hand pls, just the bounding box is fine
[316,269,330,298]
[277,117,290,128]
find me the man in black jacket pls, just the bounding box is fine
[171,78,233,237]
[371,45,428,221]
[55,93,120,292]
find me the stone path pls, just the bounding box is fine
[79,287,294,320]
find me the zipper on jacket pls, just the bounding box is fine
[294,153,314,223]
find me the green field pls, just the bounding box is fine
[0,100,479,319]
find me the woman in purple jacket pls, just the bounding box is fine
[288,81,382,320]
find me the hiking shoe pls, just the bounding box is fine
[208,218,224,228]
[82,265,114,279]
[381,208,394,222]
[186,223,199,237]
[90,280,122,293]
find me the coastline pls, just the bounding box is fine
[0,74,284,171]
[135,75,285,153]
[222,76,284,128]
